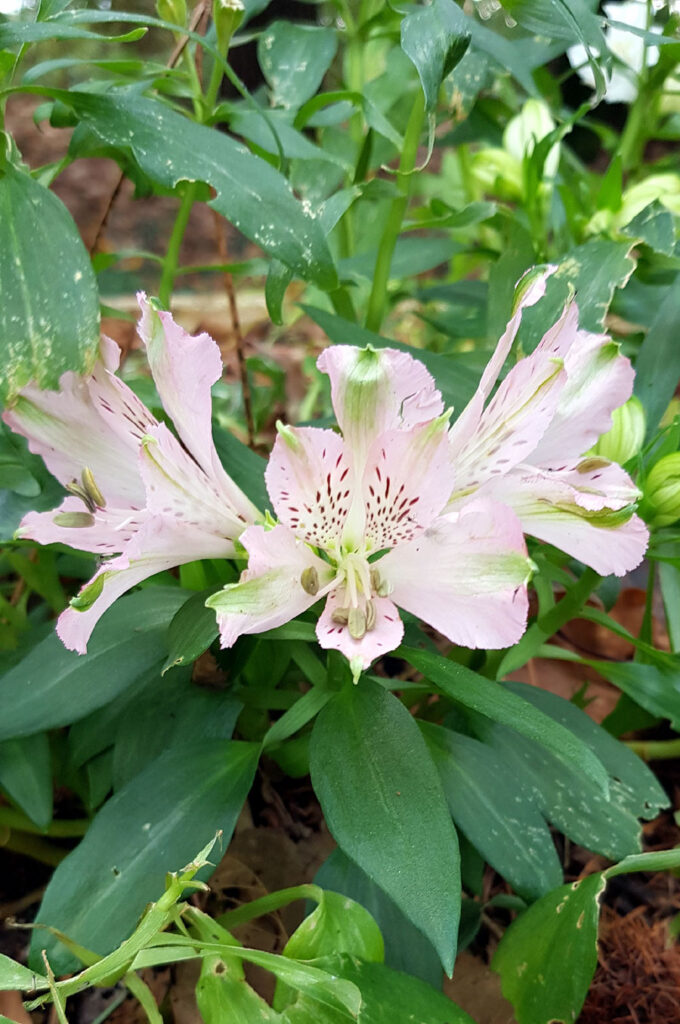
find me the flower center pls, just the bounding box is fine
[299,545,392,641]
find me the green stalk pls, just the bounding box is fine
[619,0,656,170]
[216,884,322,929]
[365,90,425,333]
[158,181,199,308]
[2,829,67,867]
[0,806,89,836]
[626,736,680,761]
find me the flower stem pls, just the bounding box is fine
[1,829,67,867]
[0,806,90,836]
[626,736,680,761]
[216,884,322,929]
[365,89,425,333]
[619,0,656,171]
[158,181,198,308]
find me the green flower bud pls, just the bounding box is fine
[213,0,244,54]
[592,396,646,465]
[471,147,523,201]
[642,453,680,528]
[156,0,186,29]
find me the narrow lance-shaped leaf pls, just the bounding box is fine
[401,646,610,795]
[31,740,259,974]
[0,152,99,402]
[309,679,461,976]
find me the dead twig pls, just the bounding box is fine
[211,208,255,447]
[89,0,211,256]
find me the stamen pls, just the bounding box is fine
[365,599,376,631]
[82,467,107,508]
[331,607,350,625]
[300,566,320,595]
[66,468,107,512]
[65,480,96,513]
[348,607,367,640]
[370,566,391,598]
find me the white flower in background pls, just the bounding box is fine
[504,99,560,178]
[472,99,559,200]
[568,1,660,104]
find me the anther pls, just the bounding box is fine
[370,566,391,597]
[365,599,376,632]
[53,512,96,528]
[81,467,106,508]
[300,566,320,595]
[331,607,350,625]
[66,468,106,512]
[348,607,367,640]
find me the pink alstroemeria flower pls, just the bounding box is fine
[447,267,649,575]
[3,296,259,653]
[206,346,533,676]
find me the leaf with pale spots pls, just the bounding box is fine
[40,88,337,289]
[0,158,99,402]
[493,849,680,1024]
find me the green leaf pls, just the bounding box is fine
[499,0,607,97]
[660,559,680,652]
[517,239,636,352]
[0,587,186,740]
[284,891,384,965]
[315,955,475,1024]
[506,682,667,819]
[422,723,562,900]
[49,90,337,290]
[585,658,680,730]
[164,589,220,673]
[258,22,338,112]
[31,739,259,974]
[111,669,241,789]
[493,847,680,1024]
[0,154,99,402]
[0,20,148,45]
[400,646,610,795]
[197,952,280,1024]
[634,276,680,437]
[623,201,675,256]
[492,873,605,1024]
[605,847,680,878]
[338,235,461,284]
[478,718,644,862]
[301,306,482,417]
[0,732,53,830]
[425,0,537,94]
[0,953,47,992]
[309,679,460,975]
[213,425,268,512]
[266,259,293,326]
[401,0,470,112]
[315,849,441,988]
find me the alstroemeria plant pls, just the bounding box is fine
[208,268,647,675]
[3,296,260,653]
